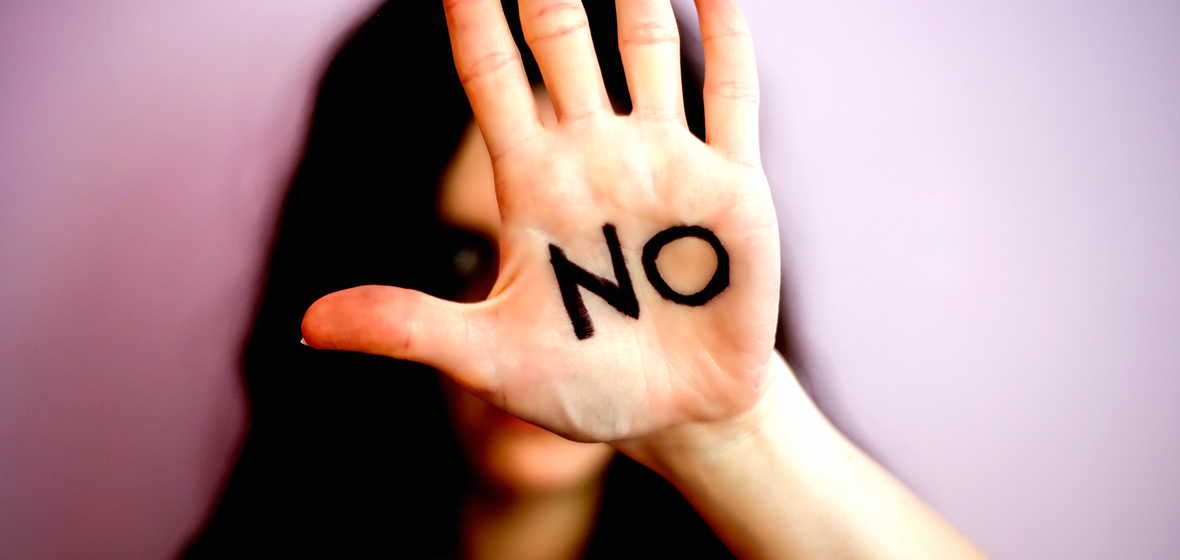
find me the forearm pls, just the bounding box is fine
[617,353,989,560]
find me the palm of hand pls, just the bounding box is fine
[303,0,779,443]
[482,112,778,441]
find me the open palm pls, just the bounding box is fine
[302,0,780,443]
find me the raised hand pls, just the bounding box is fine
[301,0,779,443]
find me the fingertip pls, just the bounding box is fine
[299,289,342,350]
[301,285,410,355]
[300,294,328,348]
[299,285,493,392]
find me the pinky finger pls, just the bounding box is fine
[695,0,760,165]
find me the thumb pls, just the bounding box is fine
[301,284,496,392]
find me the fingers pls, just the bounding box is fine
[444,0,543,157]
[695,0,760,164]
[302,285,498,395]
[616,0,685,124]
[518,0,611,120]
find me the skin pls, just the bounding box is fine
[438,103,615,559]
[302,1,993,558]
[437,90,616,498]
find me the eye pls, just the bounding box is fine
[453,245,482,276]
[443,228,499,302]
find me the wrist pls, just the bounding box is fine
[612,353,848,559]
[614,352,836,483]
[615,354,991,560]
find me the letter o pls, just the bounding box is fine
[641,225,729,306]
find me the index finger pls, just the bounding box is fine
[444,0,544,157]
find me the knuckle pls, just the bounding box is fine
[529,0,583,20]
[702,27,753,45]
[524,1,590,44]
[620,21,680,48]
[487,126,545,166]
[396,316,417,356]
[632,105,685,124]
[373,288,417,355]
[526,19,590,45]
[705,80,760,104]
[456,50,517,86]
[555,106,600,123]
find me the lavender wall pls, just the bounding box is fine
[0,1,378,558]
[1,1,1176,558]
[741,1,1180,559]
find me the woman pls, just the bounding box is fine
[186,1,987,559]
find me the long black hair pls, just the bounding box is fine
[184,2,753,557]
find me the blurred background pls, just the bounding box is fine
[1,0,1176,558]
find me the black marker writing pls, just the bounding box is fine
[549,224,639,340]
[642,225,730,307]
[550,224,730,340]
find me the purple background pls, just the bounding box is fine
[2,1,1177,558]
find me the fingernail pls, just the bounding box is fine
[300,337,310,347]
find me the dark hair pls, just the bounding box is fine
[184,2,742,558]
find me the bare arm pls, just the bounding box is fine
[619,352,989,559]
[301,0,990,557]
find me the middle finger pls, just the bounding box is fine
[616,0,685,124]
[518,0,612,121]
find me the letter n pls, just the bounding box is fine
[548,224,639,340]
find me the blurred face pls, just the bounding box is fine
[436,91,615,495]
